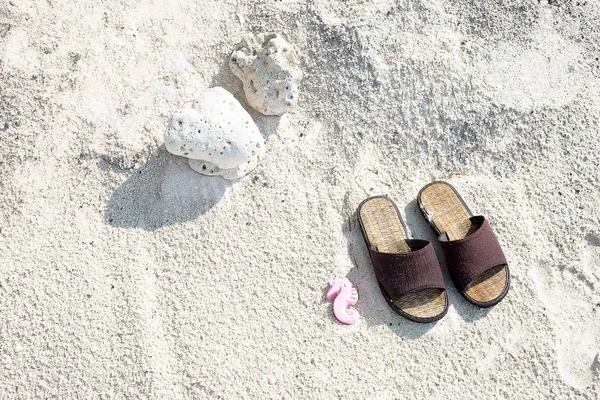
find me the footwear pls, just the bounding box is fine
[417,181,510,307]
[357,196,448,323]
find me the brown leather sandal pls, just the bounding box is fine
[417,181,510,307]
[358,196,448,323]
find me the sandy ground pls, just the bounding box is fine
[1,0,600,398]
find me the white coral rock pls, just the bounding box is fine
[230,32,301,116]
[164,87,265,180]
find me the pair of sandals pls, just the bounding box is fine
[358,181,510,323]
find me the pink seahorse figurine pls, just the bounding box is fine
[326,278,359,325]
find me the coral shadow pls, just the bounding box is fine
[104,146,229,230]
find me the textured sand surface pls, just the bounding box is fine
[1,0,599,398]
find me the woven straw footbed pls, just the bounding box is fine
[419,183,508,303]
[359,197,447,319]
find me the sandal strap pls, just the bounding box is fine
[368,240,445,300]
[438,216,507,293]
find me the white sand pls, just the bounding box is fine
[1,0,599,398]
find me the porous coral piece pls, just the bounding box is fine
[230,32,301,116]
[164,87,265,180]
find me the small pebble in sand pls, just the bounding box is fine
[230,32,301,116]
[164,87,265,180]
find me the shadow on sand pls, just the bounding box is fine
[104,146,229,231]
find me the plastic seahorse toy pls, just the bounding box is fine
[326,278,359,325]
